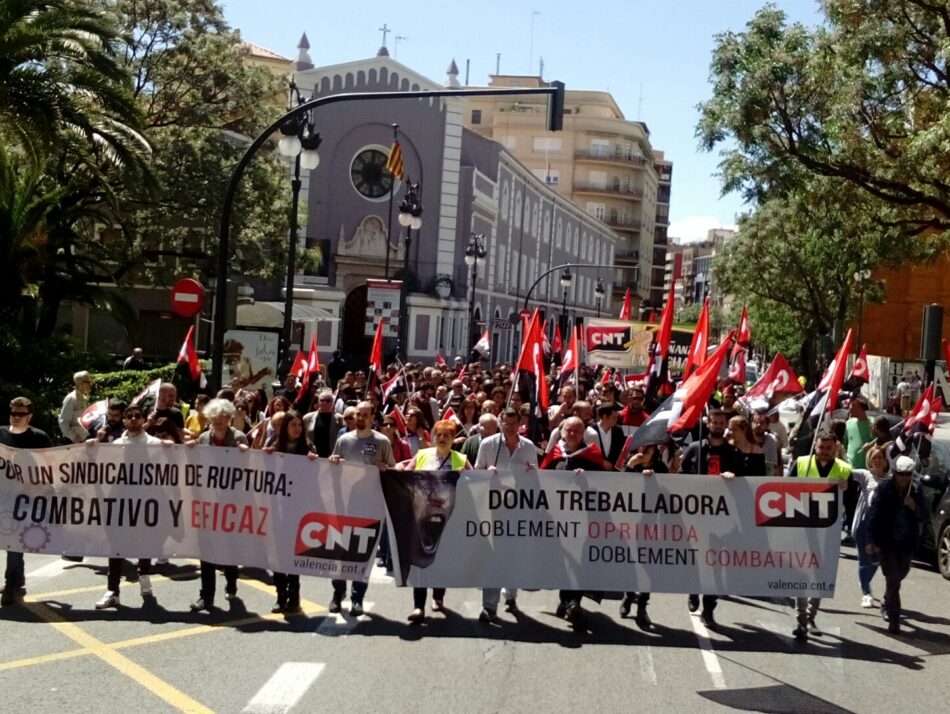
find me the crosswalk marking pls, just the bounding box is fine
[690,615,727,689]
[242,662,325,714]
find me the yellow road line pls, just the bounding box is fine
[26,571,198,601]
[0,647,90,672]
[22,602,213,714]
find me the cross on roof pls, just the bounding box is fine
[379,23,390,47]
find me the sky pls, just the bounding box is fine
[220,0,825,242]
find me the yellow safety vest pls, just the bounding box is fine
[416,448,467,470]
[795,456,851,481]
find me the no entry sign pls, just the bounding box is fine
[171,278,205,318]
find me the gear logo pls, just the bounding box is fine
[19,524,51,553]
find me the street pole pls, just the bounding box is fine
[279,155,302,381]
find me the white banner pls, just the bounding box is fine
[383,470,842,597]
[583,317,694,371]
[0,443,385,581]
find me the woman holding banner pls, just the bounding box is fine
[399,420,471,623]
[264,411,317,613]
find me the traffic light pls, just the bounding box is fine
[547,80,565,132]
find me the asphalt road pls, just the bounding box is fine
[0,545,946,714]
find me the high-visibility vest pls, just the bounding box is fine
[415,447,467,471]
[795,456,851,481]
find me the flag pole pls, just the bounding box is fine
[383,124,399,281]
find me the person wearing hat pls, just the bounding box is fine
[867,454,927,633]
[790,430,852,641]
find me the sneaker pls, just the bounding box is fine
[350,601,364,617]
[375,557,386,568]
[431,599,444,612]
[793,623,808,641]
[407,608,425,623]
[225,584,238,601]
[95,591,119,609]
[635,606,652,629]
[504,598,518,613]
[0,587,24,607]
[700,609,716,628]
[688,594,700,613]
[139,574,153,596]
[327,598,342,614]
[478,607,496,623]
[860,594,874,608]
[619,597,634,618]
[189,597,212,612]
[888,617,900,634]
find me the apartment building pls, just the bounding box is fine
[464,75,669,313]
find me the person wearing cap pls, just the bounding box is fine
[790,429,851,641]
[867,454,927,633]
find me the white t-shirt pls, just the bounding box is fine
[115,431,162,445]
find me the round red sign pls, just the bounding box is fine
[170,278,204,318]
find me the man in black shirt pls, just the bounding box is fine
[147,382,185,431]
[303,389,344,457]
[0,397,53,606]
[679,409,743,628]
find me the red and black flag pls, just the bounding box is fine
[558,325,580,391]
[619,288,632,321]
[176,325,207,388]
[643,282,676,411]
[727,305,750,384]
[365,318,386,402]
[515,308,549,416]
[682,297,709,381]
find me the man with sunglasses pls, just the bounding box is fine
[0,397,53,606]
[303,389,345,458]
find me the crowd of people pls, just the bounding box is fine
[0,353,931,641]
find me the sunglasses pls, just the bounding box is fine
[10,412,30,417]
[124,413,145,420]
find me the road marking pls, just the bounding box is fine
[242,662,325,714]
[690,615,727,689]
[22,602,212,713]
[315,602,373,636]
[637,645,658,684]
[26,559,69,579]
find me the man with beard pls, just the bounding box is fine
[475,408,539,622]
[679,409,743,628]
[543,416,608,627]
[88,400,127,442]
[0,397,53,606]
[619,387,650,428]
[328,401,395,617]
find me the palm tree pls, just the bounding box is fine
[0,0,147,160]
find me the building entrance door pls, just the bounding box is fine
[341,285,372,367]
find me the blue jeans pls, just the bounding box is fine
[853,520,879,596]
[4,551,24,589]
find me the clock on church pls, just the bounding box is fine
[350,148,395,199]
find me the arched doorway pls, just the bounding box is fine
[341,285,372,367]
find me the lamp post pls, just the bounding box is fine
[559,267,574,337]
[594,277,605,317]
[465,233,487,350]
[276,81,321,382]
[396,180,422,359]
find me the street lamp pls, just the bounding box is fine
[559,267,574,337]
[396,180,422,359]
[594,277,605,317]
[465,233,487,350]
[277,81,321,382]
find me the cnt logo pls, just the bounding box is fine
[754,481,839,528]
[295,513,381,562]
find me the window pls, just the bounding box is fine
[591,139,610,156]
[533,136,562,152]
[589,170,607,188]
[586,202,606,221]
[471,109,482,125]
[532,168,560,185]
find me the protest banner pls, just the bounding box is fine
[0,443,385,580]
[584,317,694,372]
[382,470,842,597]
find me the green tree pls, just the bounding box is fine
[698,1,950,235]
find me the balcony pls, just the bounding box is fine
[603,216,642,231]
[614,249,639,265]
[573,181,644,199]
[575,150,648,167]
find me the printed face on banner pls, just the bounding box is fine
[382,470,460,582]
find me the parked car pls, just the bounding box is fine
[917,438,950,579]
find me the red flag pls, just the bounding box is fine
[553,323,563,355]
[644,282,676,409]
[441,406,459,424]
[381,369,406,402]
[817,329,854,414]
[558,326,579,389]
[297,333,321,399]
[682,298,709,380]
[904,384,936,434]
[176,326,206,387]
[473,330,491,359]
[743,353,803,402]
[369,318,385,376]
[390,404,409,437]
[728,305,750,383]
[619,288,632,321]
[541,441,607,470]
[848,344,869,383]
[515,309,549,413]
[289,350,306,384]
[436,352,447,367]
